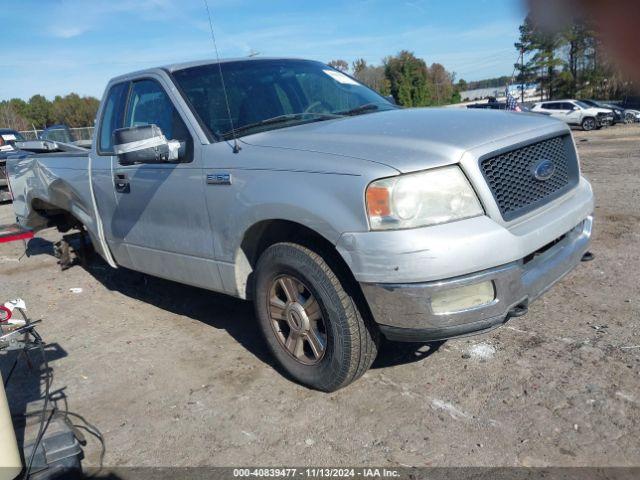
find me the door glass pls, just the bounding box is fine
[99,82,128,153]
[125,79,193,161]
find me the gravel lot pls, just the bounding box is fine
[1,124,639,470]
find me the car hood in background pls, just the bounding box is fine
[242,108,567,173]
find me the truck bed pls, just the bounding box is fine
[8,152,94,232]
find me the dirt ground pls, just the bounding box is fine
[1,124,639,470]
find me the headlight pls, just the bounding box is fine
[366,166,483,230]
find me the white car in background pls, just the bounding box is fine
[531,100,614,131]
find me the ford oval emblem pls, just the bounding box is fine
[532,159,555,181]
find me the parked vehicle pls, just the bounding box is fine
[7,58,594,391]
[467,101,507,110]
[467,101,548,116]
[581,100,640,124]
[39,124,92,149]
[531,100,614,130]
[578,99,625,125]
[0,130,27,202]
[623,109,640,123]
[0,129,26,146]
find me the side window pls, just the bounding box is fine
[124,79,193,162]
[99,82,128,154]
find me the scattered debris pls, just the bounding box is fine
[69,287,83,294]
[305,438,315,446]
[430,399,471,420]
[615,391,636,404]
[505,325,532,335]
[591,325,608,333]
[620,345,640,350]
[3,298,26,311]
[465,343,496,360]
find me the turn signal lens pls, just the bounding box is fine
[366,185,391,217]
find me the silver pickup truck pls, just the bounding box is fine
[8,58,594,391]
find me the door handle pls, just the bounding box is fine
[114,173,130,193]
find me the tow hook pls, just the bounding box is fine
[581,251,594,262]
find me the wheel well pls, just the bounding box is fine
[236,220,356,300]
[31,199,81,233]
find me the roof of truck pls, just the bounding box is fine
[110,57,312,83]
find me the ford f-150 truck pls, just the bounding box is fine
[7,58,594,391]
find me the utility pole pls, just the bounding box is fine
[520,49,525,103]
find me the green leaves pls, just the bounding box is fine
[0,94,99,130]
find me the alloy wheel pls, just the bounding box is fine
[267,275,328,365]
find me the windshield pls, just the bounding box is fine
[575,101,592,109]
[172,59,395,139]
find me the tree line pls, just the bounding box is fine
[0,94,100,131]
[515,15,634,100]
[328,50,461,107]
[455,76,512,92]
[2,51,461,131]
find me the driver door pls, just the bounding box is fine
[564,103,582,124]
[108,77,223,291]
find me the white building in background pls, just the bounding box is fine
[460,83,540,102]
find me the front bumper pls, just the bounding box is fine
[360,216,592,342]
[597,114,614,126]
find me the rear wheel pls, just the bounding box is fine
[582,117,597,131]
[254,242,379,391]
[625,112,635,124]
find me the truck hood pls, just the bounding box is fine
[242,108,567,173]
[589,107,614,115]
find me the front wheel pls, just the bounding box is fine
[253,242,379,391]
[582,117,597,131]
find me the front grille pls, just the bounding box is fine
[480,135,579,221]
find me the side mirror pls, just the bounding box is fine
[113,124,182,166]
[385,95,397,105]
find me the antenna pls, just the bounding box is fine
[203,0,241,153]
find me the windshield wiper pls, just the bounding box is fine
[336,103,382,116]
[221,112,341,139]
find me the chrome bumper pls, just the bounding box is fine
[361,216,593,342]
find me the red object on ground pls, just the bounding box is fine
[0,305,11,322]
[0,223,34,244]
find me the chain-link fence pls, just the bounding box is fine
[19,126,94,142]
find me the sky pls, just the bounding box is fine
[0,0,526,101]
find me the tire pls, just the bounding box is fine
[582,117,596,131]
[625,113,635,124]
[254,242,379,391]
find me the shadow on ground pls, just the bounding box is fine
[23,235,443,373]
